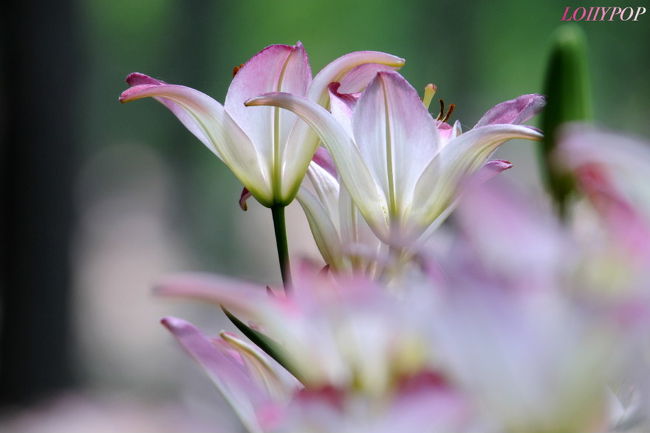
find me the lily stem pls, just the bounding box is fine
[271,204,291,289]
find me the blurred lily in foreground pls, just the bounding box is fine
[119,43,404,208]
[560,125,650,264]
[428,181,616,432]
[157,174,650,433]
[247,71,544,243]
[559,127,650,431]
[157,263,436,394]
[159,264,471,433]
[425,178,650,433]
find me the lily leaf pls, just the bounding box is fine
[221,307,304,383]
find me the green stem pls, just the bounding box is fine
[271,204,291,288]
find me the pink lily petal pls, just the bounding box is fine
[575,164,650,260]
[119,74,272,202]
[154,273,271,318]
[337,62,400,94]
[436,121,455,142]
[352,71,440,216]
[455,179,566,289]
[312,146,337,178]
[559,125,650,261]
[328,82,358,136]
[379,371,469,433]
[307,51,405,106]
[474,94,546,127]
[472,159,513,184]
[161,317,270,433]
[225,43,311,170]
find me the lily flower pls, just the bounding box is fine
[119,43,404,207]
[246,70,544,241]
[165,319,470,433]
[297,148,386,274]
[161,317,299,433]
[558,126,650,431]
[158,266,471,433]
[426,179,646,433]
[559,125,650,264]
[299,146,515,276]
[155,262,439,396]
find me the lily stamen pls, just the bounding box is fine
[442,103,456,122]
[232,63,244,77]
[436,99,456,122]
[437,99,446,120]
[422,83,437,109]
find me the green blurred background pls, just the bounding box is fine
[1,0,648,429]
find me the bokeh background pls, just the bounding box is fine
[1,0,649,430]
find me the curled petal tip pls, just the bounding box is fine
[121,73,167,103]
[160,316,189,331]
[475,93,547,128]
[118,84,156,103]
[244,93,278,107]
[125,72,154,85]
[239,187,252,211]
[486,159,513,171]
[390,55,406,67]
[528,126,544,139]
[117,90,134,104]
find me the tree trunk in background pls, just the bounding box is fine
[0,0,80,405]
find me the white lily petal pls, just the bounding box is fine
[246,92,390,238]
[297,163,344,268]
[411,124,542,228]
[338,186,385,273]
[279,52,404,202]
[120,82,273,204]
[297,188,343,269]
[353,71,440,218]
[308,51,405,106]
